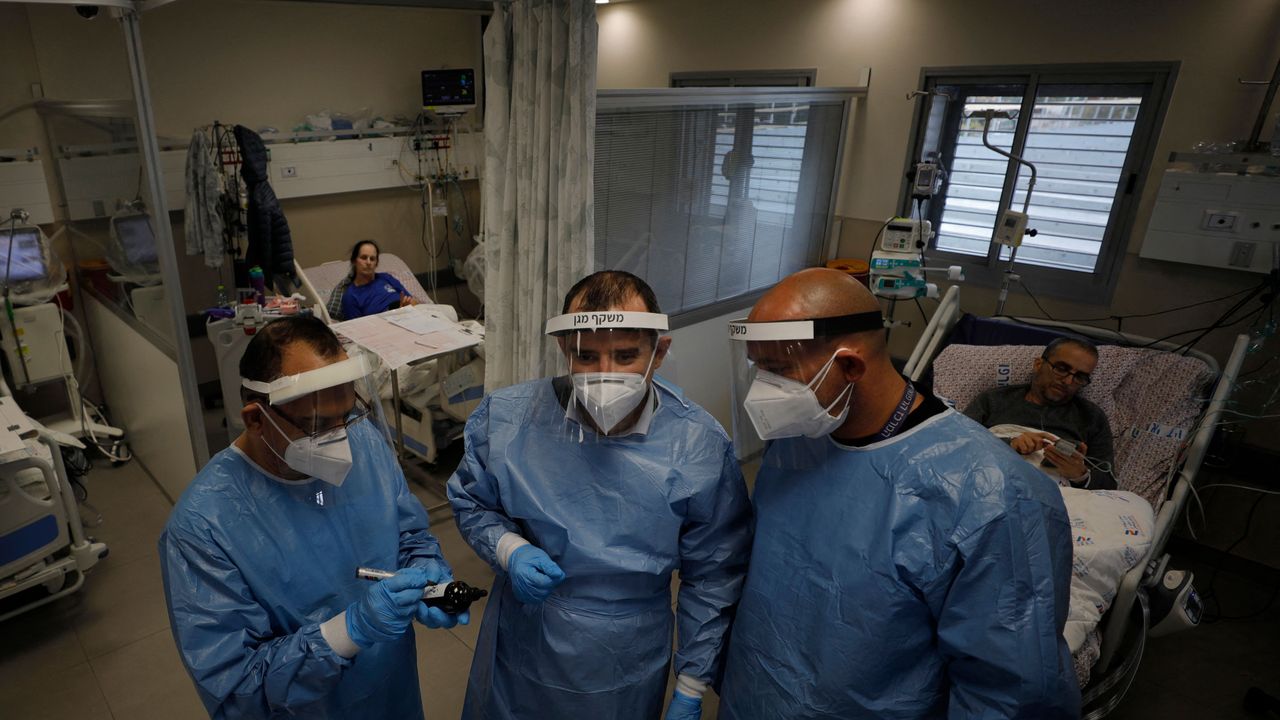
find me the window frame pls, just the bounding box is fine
[670,68,818,88]
[596,86,862,328]
[899,62,1179,305]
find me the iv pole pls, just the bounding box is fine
[976,109,1039,316]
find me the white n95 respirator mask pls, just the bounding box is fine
[573,372,649,433]
[259,407,354,487]
[742,352,853,440]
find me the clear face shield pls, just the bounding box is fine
[727,311,884,459]
[545,311,670,437]
[241,349,387,486]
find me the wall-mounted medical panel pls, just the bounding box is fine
[0,150,55,225]
[54,130,482,217]
[270,130,482,199]
[1140,170,1280,274]
[58,148,185,220]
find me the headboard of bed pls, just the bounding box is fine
[947,313,1124,348]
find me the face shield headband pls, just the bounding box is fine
[545,310,670,336]
[241,352,372,406]
[726,311,886,343]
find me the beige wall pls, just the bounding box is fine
[599,0,1280,449]
[5,1,483,393]
[0,5,47,152]
[9,0,483,280]
[599,0,1280,233]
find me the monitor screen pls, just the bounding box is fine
[113,214,159,267]
[0,228,47,284]
[422,68,476,109]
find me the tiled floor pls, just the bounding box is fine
[1,455,1275,719]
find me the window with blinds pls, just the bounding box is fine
[595,90,848,324]
[907,66,1176,301]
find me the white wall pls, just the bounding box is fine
[85,296,198,502]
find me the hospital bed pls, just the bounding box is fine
[0,398,109,622]
[293,253,485,464]
[903,286,1249,718]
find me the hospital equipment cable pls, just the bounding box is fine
[60,308,89,390]
[1161,287,1272,355]
[55,305,131,463]
[443,178,481,319]
[62,445,102,528]
[1008,275,1267,331]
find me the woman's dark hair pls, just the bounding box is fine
[350,239,380,265]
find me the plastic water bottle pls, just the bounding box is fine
[249,266,266,306]
[215,284,229,307]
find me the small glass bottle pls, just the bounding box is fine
[422,581,488,615]
[215,284,229,307]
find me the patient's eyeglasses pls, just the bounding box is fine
[1041,356,1092,386]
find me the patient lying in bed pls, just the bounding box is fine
[963,336,1116,490]
[328,239,421,321]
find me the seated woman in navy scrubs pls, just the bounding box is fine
[328,239,420,320]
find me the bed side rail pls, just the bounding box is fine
[905,285,961,382]
[1095,332,1250,672]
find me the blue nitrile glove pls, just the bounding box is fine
[665,691,703,720]
[410,559,462,629]
[418,604,470,628]
[346,567,430,648]
[508,545,566,604]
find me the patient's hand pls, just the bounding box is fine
[1044,440,1088,482]
[1010,431,1055,455]
[400,294,419,308]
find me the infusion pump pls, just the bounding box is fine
[869,218,964,301]
[870,218,935,300]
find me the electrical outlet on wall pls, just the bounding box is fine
[1228,241,1256,268]
[280,166,297,179]
[1202,210,1238,232]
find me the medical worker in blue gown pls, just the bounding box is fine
[160,316,467,719]
[448,271,753,720]
[718,268,1080,719]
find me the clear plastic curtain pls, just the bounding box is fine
[481,0,597,391]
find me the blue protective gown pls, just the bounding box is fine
[447,377,752,720]
[159,420,448,719]
[719,410,1080,720]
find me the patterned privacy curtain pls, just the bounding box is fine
[481,0,597,391]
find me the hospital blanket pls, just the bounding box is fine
[987,426,1153,653]
[1059,487,1154,653]
[981,421,1155,687]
